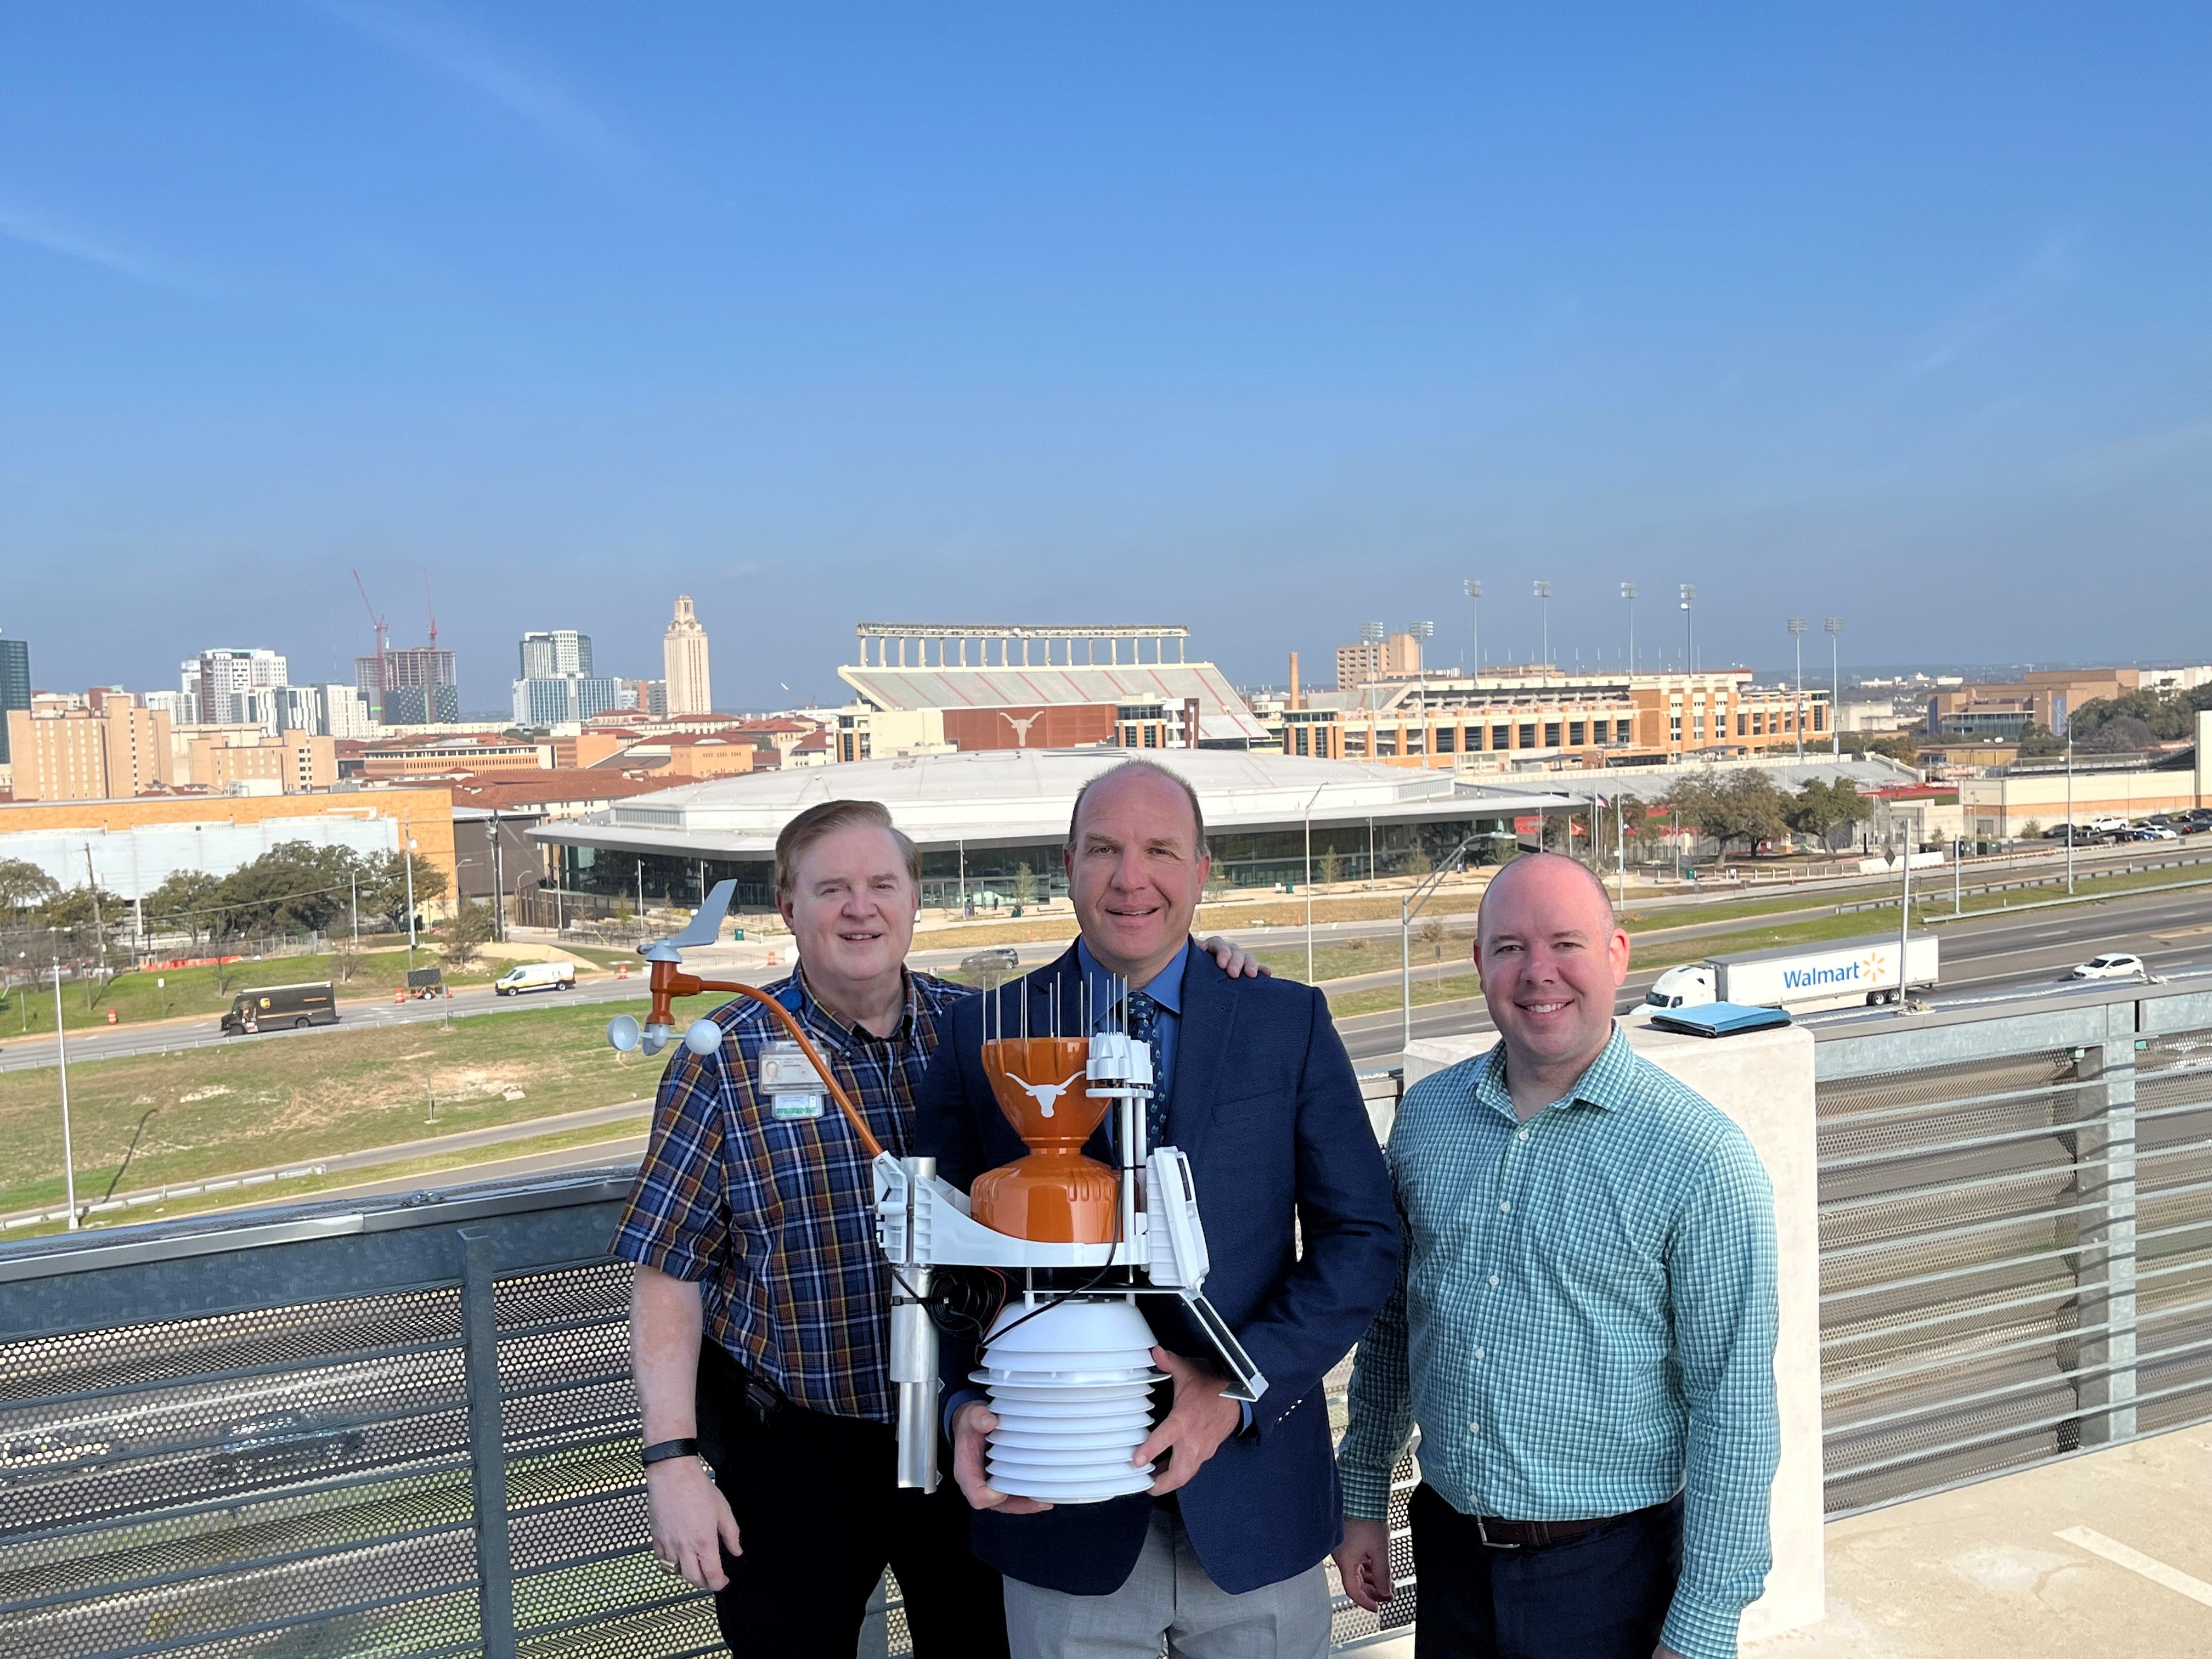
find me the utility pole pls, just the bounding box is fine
[1621,583,1637,674]
[1825,617,1843,757]
[1788,618,1807,760]
[52,930,78,1231]
[404,821,418,972]
[1464,579,1482,675]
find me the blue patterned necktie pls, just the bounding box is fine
[1124,991,1171,1150]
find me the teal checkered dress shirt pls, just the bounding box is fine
[1339,1028,1779,1659]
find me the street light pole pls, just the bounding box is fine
[403,820,417,973]
[52,929,78,1231]
[1788,618,1807,760]
[1401,834,1480,1052]
[1825,617,1843,757]
[1533,581,1551,685]
[2066,733,2075,894]
[1621,583,1637,674]
[1302,782,1327,985]
[1464,579,1482,675]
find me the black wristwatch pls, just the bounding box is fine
[641,1437,701,1469]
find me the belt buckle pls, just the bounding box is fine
[1474,1514,1520,1550]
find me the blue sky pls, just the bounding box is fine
[4,4,2209,710]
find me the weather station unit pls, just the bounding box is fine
[608,882,1266,1503]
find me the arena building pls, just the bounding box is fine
[530,748,1578,913]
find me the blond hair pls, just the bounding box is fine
[774,798,920,898]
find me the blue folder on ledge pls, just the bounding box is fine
[1649,1001,1793,1039]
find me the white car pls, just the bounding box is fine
[2089,816,2129,833]
[494,961,578,996]
[2068,953,2147,981]
[2142,825,2180,840]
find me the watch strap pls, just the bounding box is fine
[641,1437,701,1468]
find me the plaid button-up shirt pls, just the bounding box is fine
[611,968,967,1423]
[1339,1028,1779,1659]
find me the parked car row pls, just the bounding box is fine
[2042,810,2212,845]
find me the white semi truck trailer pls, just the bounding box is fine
[1641,932,1940,1014]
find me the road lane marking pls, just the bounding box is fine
[2054,1527,2212,1609]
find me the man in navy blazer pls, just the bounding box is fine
[917,759,1400,1658]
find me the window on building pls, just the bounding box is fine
[1544,722,1562,748]
[1669,717,1682,741]
[1493,724,1510,751]
[1568,721,1585,746]
[1294,727,1309,755]
[1465,725,1482,751]
[1143,727,1157,748]
[1737,713,1747,736]
[1519,723,1537,748]
[1376,733,1397,757]
[1436,727,1457,753]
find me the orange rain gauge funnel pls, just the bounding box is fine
[972,1037,1118,1243]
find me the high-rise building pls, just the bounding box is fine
[0,634,29,767]
[6,703,173,800]
[184,648,289,726]
[142,689,196,726]
[511,676,628,727]
[318,683,376,738]
[520,630,594,679]
[1335,627,1424,690]
[354,644,459,725]
[663,595,713,715]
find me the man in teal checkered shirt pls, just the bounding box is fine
[1336,854,1778,1659]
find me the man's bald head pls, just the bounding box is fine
[1477,852,1617,946]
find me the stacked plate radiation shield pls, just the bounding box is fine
[974,1299,1166,1502]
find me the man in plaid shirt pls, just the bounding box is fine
[614,797,1261,1658]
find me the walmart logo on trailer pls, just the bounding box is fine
[1780,952,1893,991]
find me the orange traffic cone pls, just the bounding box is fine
[617,961,629,980]
[106,1007,119,1025]
[394,988,406,1005]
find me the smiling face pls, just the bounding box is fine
[777,823,917,1000]
[1474,853,1630,1092]
[1065,767,1211,984]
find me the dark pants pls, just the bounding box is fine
[697,1343,1009,1659]
[1408,1483,1683,1659]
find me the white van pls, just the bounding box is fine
[494,961,578,996]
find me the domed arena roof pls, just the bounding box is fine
[534,748,1578,858]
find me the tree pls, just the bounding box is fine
[1846,731,1923,766]
[329,933,366,985]
[1785,778,1872,851]
[1011,863,1039,910]
[2014,722,2066,758]
[363,849,449,932]
[212,842,366,938]
[442,896,496,970]
[1419,918,1446,963]
[145,871,224,950]
[0,857,59,919]
[2078,713,2155,755]
[1319,848,1344,887]
[1671,774,1790,857]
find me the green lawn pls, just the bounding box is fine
[0,995,686,1217]
[0,944,580,1035]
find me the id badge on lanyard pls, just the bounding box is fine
[758,1039,827,1121]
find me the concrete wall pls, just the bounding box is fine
[1401,1022,1825,1644]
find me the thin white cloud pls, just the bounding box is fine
[313,0,636,165]
[0,195,165,285]
[1907,233,2083,377]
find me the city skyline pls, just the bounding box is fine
[7,9,2212,706]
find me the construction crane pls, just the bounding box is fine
[352,569,388,717]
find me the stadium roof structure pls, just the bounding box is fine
[531,748,1577,860]
[837,661,1269,744]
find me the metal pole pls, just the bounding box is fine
[1533,580,1551,685]
[1303,791,1318,985]
[1465,579,1481,675]
[351,872,359,944]
[1827,618,1843,758]
[1897,832,1911,1015]
[2067,735,2075,894]
[53,930,78,1231]
[1622,583,1637,675]
[1789,619,1805,760]
[1616,794,1627,908]
[1401,891,1412,1050]
[491,816,506,944]
[459,1228,518,1659]
[404,820,417,973]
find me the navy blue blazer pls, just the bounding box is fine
[916,941,1400,1597]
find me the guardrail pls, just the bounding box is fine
[1812,981,2212,1514]
[0,1071,1418,1659]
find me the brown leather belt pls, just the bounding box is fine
[1472,1511,1626,1550]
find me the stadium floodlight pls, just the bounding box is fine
[1533,581,1552,684]
[1463,580,1481,673]
[1621,583,1637,673]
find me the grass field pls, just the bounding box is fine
[0,995,675,1217]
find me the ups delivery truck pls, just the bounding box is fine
[221,982,340,1035]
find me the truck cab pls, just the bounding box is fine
[1641,964,1717,1011]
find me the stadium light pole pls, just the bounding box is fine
[1679,584,1695,673]
[1825,617,1843,757]
[1621,583,1637,674]
[1533,581,1551,685]
[1788,618,1807,760]
[1463,579,1481,675]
